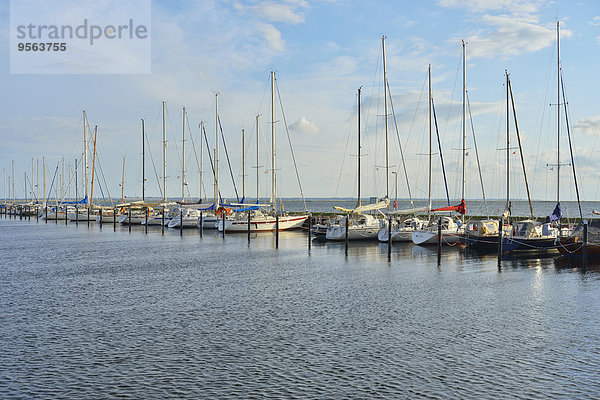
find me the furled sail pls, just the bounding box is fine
[431,199,466,214]
[334,198,390,214]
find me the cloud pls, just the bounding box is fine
[465,15,569,59]
[591,16,600,26]
[290,117,319,136]
[574,115,600,135]
[235,0,309,25]
[257,23,286,51]
[437,0,543,14]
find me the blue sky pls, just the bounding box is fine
[1,0,600,208]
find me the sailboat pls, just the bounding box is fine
[501,24,568,254]
[411,49,467,246]
[218,71,308,232]
[326,36,392,241]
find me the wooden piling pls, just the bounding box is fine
[437,217,442,265]
[388,216,392,261]
[275,213,279,249]
[344,215,349,256]
[583,220,589,268]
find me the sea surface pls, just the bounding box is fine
[1,209,600,398]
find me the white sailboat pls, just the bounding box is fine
[218,71,308,233]
[326,37,393,241]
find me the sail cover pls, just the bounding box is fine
[432,199,466,214]
[334,198,390,214]
[548,202,562,222]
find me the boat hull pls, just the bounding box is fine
[501,237,558,253]
[411,229,462,246]
[219,215,308,232]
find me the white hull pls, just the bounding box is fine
[378,228,414,242]
[198,215,219,229]
[168,216,200,229]
[118,214,146,225]
[326,225,380,241]
[411,229,463,245]
[218,214,308,232]
[42,210,68,220]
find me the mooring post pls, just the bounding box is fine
[180,209,183,236]
[388,216,393,261]
[583,220,589,268]
[345,214,349,256]
[275,212,279,249]
[498,217,503,266]
[99,208,102,229]
[308,214,312,250]
[161,207,165,235]
[87,207,90,226]
[128,206,132,233]
[19,206,22,220]
[145,208,148,234]
[36,206,38,223]
[113,206,117,231]
[64,206,67,225]
[247,212,251,244]
[199,212,203,238]
[75,206,79,225]
[55,207,58,224]
[437,217,442,265]
[45,205,48,223]
[222,211,226,239]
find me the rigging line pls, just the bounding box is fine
[144,128,163,200]
[561,71,583,219]
[217,115,240,202]
[202,123,222,204]
[95,154,113,205]
[466,91,489,218]
[508,77,534,220]
[189,121,207,201]
[432,98,450,206]
[275,78,308,212]
[387,80,413,207]
[165,105,183,172]
[46,163,59,205]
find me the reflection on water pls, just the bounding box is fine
[1,218,600,398]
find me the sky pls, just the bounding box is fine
[2,0,600,209]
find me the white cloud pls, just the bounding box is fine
[437,0,543,14]
[574,115,600,135]
[235,0,309,25]
[290,117,319,136]
[591,16,600,26]
[257,23,286,51]
[465,15,570,59]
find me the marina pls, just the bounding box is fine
[2,207,600,398]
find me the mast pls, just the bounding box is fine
[43,157,46,205]
[162,101,167,203]
[382,35,390,202]
[357,87,362,207]
[506,70,510,216]
[36,159,39,203]
[121,156,126,203]
[271,71,277,212]
[83,111,89,206]
[31,158,34,201]
[256,115,260,204]
[90,126,98,209]
[182,107,186,202]
[24,172,27,202]
[215,94,219,206]
[12,160,15,204]
[200,122,204,201]
[428,64,432,213]
[461,40,466,222]
[242,128,245,200]
[557,21,561,205]
[75,159,78,203]
[142,119,145,202]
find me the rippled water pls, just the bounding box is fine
[2,217,600,398]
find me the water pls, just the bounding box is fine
[2,216,600,398]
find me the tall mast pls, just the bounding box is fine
[182,107,186,202]
[12,160,15,203]
[357,87,362,207]
[271,71,277,212]
[42,157,46,205]
[162,101,167,203]
[200,122,204,201]
[428,64,432,213]
[83,111,89,205]
[90,126,98,209]
[121,156,126,203]
[461,40,466,222]
[215,94,220,206]
[24,172,27,202]
[31,158,34,201]
[36,159,39,202]
[506,70,510,214]
[256,115,260,204]
[382,35,390,202]
[142,119,145,202]
[75,159,78,202]
[242,128,246,200]
[556,20,561,204]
